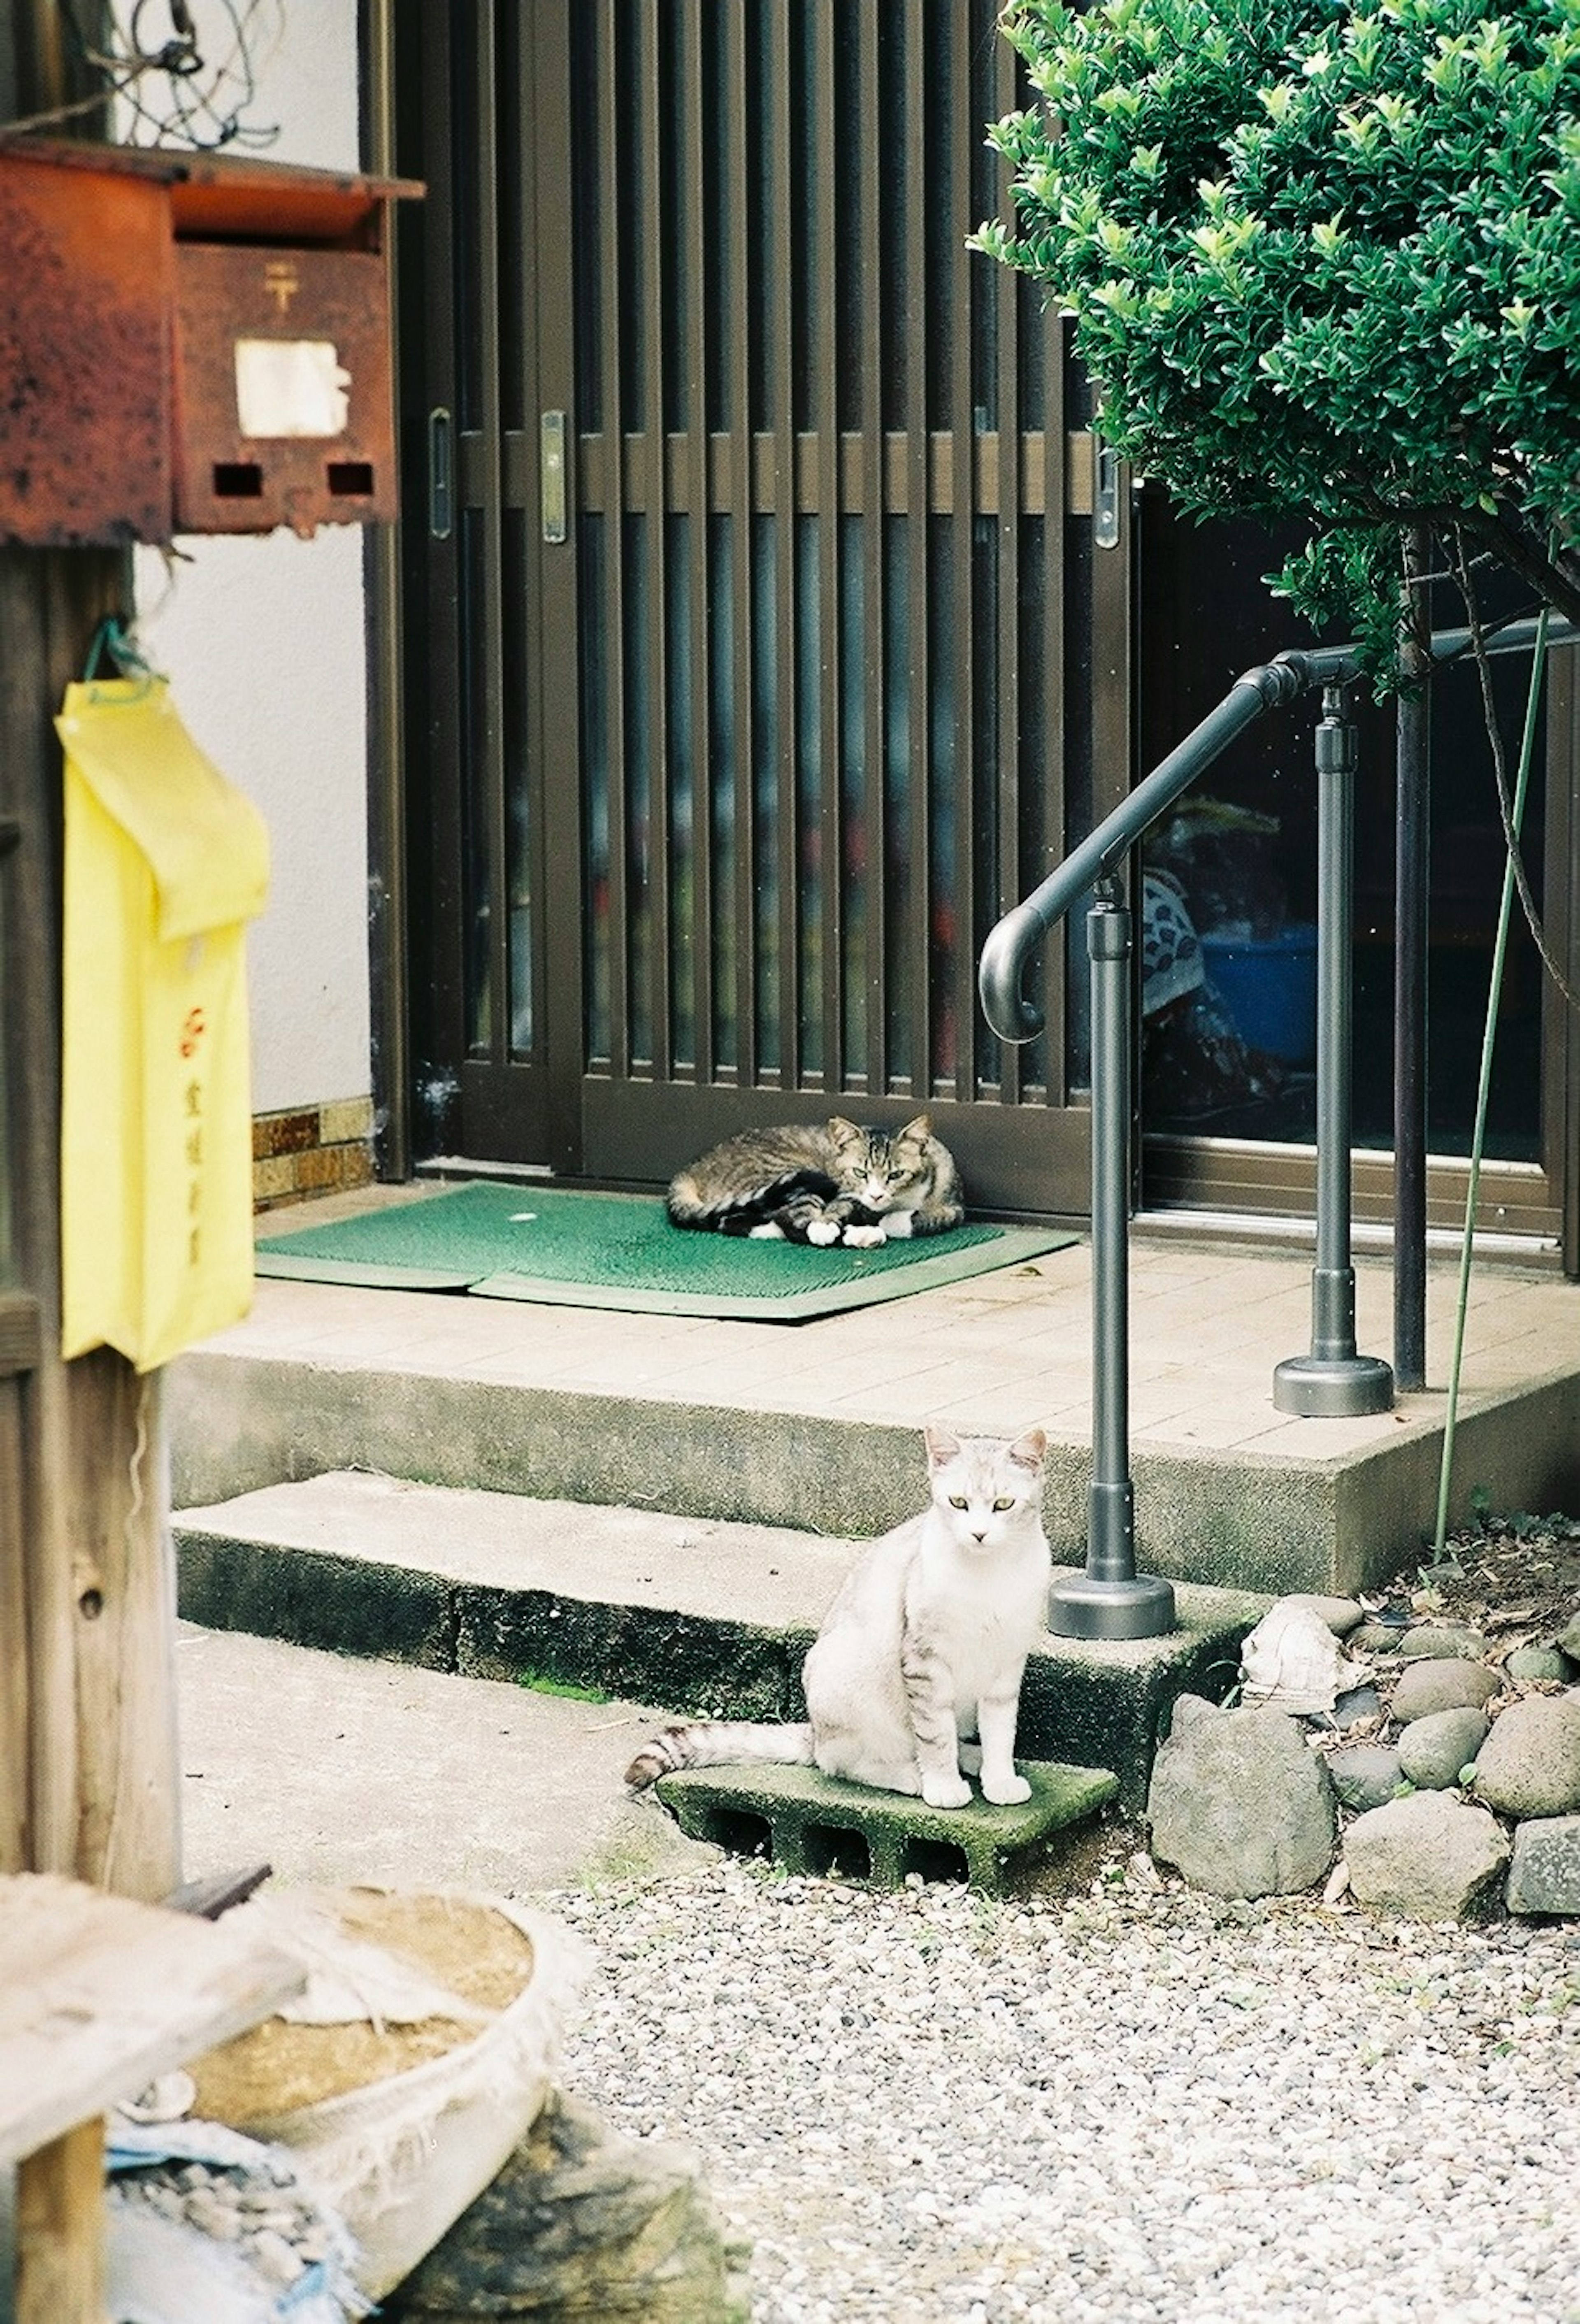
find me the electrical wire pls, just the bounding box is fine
[1,0,283,151]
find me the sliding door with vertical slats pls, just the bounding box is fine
[403,1,1108,1216]
[403,0,570,1166]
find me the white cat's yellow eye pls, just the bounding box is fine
[948,1494,968,1510]
[992,1496,1015,1511]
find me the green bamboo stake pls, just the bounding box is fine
[1431,601,1552,1559]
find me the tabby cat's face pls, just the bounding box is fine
[826,1115,935,1213]
[922,1426,1046,1555]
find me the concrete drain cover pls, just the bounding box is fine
[655,1759,1119,1894]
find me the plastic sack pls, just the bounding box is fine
[192,1886,589,2302]
[1240,1598,1366,1716]
[106,2117,370,2324]
[57,676,269,1373]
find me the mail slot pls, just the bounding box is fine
[0,138,420,545]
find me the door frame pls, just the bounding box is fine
[373,0,583,1178]
[369,0,1139,1223]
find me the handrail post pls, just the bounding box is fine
[1048,879,1177,1640]
[1393,531,1432,1391]
[1273,686,1395,1418]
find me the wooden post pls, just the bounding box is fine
[0,5,181,1904]
[0,1347,33,1872]
[15,2119,105,2324]
[0,553,181,1904]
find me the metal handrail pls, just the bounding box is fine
[979,619,1573,1042]
[978,610,1575,1642]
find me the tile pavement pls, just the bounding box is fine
[209,1178,1579,1464]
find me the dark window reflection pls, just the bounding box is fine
[1138,500,1545,1163]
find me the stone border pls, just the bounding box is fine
[253,1096,375,1211]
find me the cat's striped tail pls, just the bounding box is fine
[625,1719,814,1791]
[666,1167,834,1238]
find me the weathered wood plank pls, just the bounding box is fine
[0,1871,303,2164]
[65,1358,179,1894]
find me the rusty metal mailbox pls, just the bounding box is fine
[0,139,420,545]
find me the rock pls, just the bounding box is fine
[1398,1623,1487,1663]
[1147,1706,1335,1900]
[1555,1610,1580,1666]
[1505,1646,1573,1685]
[1345,1793,1510,1922]
[1327,1744,1405,1812]
[1287,1594,1364,1636]
[1350,1620,1409,1657]
[1326,1684,1382,1732]
[1505,1815,1580,1917]
[1322,1858,1352,1905]
[1391,1658,1501,1724]
[1395,1708,1489,1792]
[383,2091,745,2323]
[1166,1692,1220,1736]
[1471,1693,1580,1818]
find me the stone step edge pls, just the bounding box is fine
[167,1346,1391,1599]
[172,1502,1269,1810]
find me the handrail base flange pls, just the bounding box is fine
[1048,1572,1178,1641]
[1272,1352,1395,1418]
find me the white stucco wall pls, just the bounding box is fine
[132,0,371,1118]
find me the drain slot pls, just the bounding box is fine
[802,1824,872,1880]
[901,1836,970,1886]
[701,1808,773,1861]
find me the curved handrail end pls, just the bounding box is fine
[978,902,1048,1044]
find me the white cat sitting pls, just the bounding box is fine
[625,1424,1050,1810]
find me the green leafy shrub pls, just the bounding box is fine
[974,0,1580,677]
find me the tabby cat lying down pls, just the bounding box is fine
[627,1425,1050,1808]
[666,1113,963,1246]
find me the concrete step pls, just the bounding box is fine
[173,1470,1270,1809]
[168,1308,1580,1602]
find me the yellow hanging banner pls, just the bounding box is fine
[57,677,270,1373]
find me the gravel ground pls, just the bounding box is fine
[550,1843,1580,2324]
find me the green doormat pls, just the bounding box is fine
[254,1181,1075,1322]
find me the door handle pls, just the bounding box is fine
[540,411,567,544]
[428,407,453,541]
[1093,436,1121,550]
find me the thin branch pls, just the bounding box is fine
[1449,528,1580,1018]
[1337,484,1580,633]
[1443,504,1580,634]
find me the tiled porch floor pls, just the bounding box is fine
[211,1182,1578,1474]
